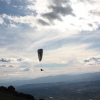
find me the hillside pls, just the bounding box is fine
[0,89,29,100]
[0,85,40,100]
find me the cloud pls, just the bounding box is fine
[42,12,62,22]
[40,0,74,24]
[90,10,100,16]
[0,0,37,28]
[34,63,68,69]
[79,0,95,4]
[78,55,100,65]
[0,58,32,63]
[0,18,4,24]
[52,0,69,6]
[49,5,73,16]
[0,58,10,62]
[9,65,14,67]
[0,0,36,16]
[1,0,100,81]
[0,0,99,31]
[17,58,25,62]
[61,60,68,64]
[1,14,36,28]
[35,0,100,30]
[0,65,7,67]
[37,19,50,26]
[0,65,14,67]
[21,68,33,71]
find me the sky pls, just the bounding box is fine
[0,0,100,82]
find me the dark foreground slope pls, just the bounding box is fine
[0,85,36,100]
[17,80,100,100]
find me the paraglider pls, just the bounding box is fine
[37,49,43,61]
[37,49,44,71]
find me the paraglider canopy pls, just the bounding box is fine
[37,49,43,61]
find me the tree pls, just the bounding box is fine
[8,85,15,93]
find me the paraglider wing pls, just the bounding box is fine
[37,49,43,61]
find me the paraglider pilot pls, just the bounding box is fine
[37,49,44,71]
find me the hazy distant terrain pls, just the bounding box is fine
[17,80,100,100]
[1,72,100,100]
[14,72,100,100]
[1,72,100,87]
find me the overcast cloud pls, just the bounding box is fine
[0,0,100,82]
[0,0,37,16]
[40,0,74,24]
[78,55,100,66]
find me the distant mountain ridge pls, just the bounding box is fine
[0,71,100,87]
[16,80,100,100]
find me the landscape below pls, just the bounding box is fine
[1,72,100,100]
[16,80,100,100]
